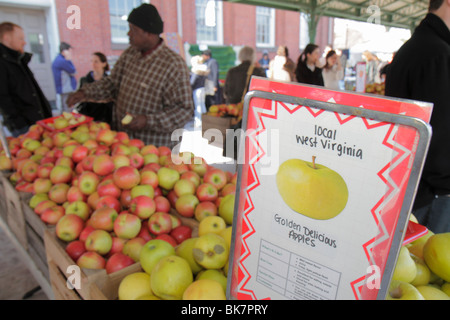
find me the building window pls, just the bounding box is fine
[299,12,310,50]
[256,6,275,48]
[109,0,144,44]
[196,0,223,45]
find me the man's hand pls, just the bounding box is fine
[123,114,147,131]
[66,90,86,108]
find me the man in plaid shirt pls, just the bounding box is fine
[67,4,194,148]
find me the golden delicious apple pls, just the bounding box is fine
[423,233,450,282]
[410,255,431,286]
[392,246,417,283]
[196,269,227,293]
[219,226,233,250]
[407,230,434,259]
[386,280,424,300]
[175,237,204,274]
[198,216,227,236]
[441,282,450,297]
[182,279,226,300]
[118,272,152,300]
[193,233,229,269]
[218,194,235,225]
[415,285,450,300]
[276,157,348,220]
[151,255,193,300]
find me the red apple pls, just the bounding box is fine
[158,145,172,157]
[65,240,86,262]
[40,205,65,225]
[137,220,153,242]
[221,183,236,196]
[48,183,70,204]
[119,189,132,209]
[196,182,219,202]
[56,213,85,242]
[128,138,144,149]
[140,170,159,189]
[49,164,72,184]
[107,237,128,258]
[113,213,142,239]
[155,234,177,247]
[175,194,199,218]
[169,214,182,229]
[129,152,145,169]
[130,195,156,219]
[67,186,87,203]
[194,201,218,221]
[85,229,113,255]
[55,156,74,170]
[170,225,192,244]
[96,128,116,146]
[37,162,54,179]
[188,157,209,177]
[21,160,39,182]
[203,168,228,191]
[97,179,121,199]
[154,195,171,213]
[33,178,52,194]
[34,199,57,216]
[95,195,121,213]
[89,206,118,232]
[77,251,105,270]
[180,171,201,188]
[141,162,161,173]
[93,154,115,176]
[148,212,172,235]
[111,154,130,169]
[81,155,95,171]
[166,189,179,208]
[105,252,134,274]
[79,225,96,242]
[141,144,159,156]
[113,166,140,190]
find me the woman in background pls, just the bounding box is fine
[322,50,344,90]
[295,44,324,86]
[77,52,113,124]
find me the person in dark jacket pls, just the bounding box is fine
[385,0,450,233]
[224,46,266,104]
[202,49,221,110]
[0,22,52,137]
[295,44,324,86]
[76,52,113,124]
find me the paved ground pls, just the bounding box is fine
[0,119,235,300]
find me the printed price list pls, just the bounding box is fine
[256,239,341,300]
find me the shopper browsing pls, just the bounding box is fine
[67,3,194,148]
[322,50,344,90]
[295,44,324,86]
[385,0,450,233]
[52,42,77,114]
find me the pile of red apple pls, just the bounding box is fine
[0,120,237,276]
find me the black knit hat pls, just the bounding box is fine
[127,4,164,35]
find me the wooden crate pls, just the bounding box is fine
[3,174,28,249]
[23,201,52,281]
[44,229,142,300]
[201,114,240,144]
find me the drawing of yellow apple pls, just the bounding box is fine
[276,156,348,220]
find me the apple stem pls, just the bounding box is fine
[312,156,316,169]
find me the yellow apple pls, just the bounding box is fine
[195,269,227,293]
[198,216,227,236]
[118,272,152,300]
[410,255,431,286]
[386,280,424,300]
[135,294,161,300]
[441,282,450,297]
[423,233,450,282]
[415,285,450,300]
[218,194,235,225]
[193,233,229,269]
[219,226,233,250]
[54,117,69,129]
[392,246,417,283]
[151,255,193,300]
[182,279,226,300]
[407,230,434,259]
[276,157,348,220]
[175,237,204,274]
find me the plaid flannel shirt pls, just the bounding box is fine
[82,42,194,147]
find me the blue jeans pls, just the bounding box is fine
[413,195,450,233]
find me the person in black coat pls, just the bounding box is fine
[385,0,450,233]
[76,52,113,124]
[295,44,324,86]
[0,22,52,136]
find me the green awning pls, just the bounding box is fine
[224,0,429,30]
